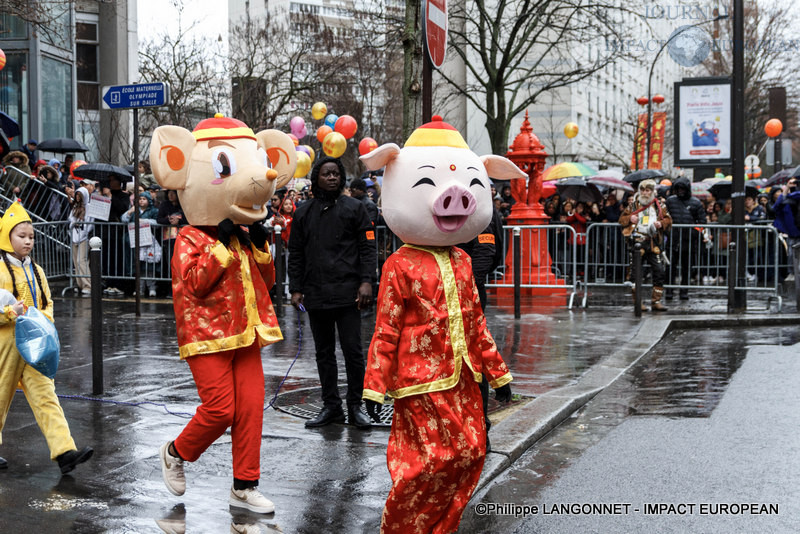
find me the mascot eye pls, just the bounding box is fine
[257,147,270,168]
[412,177,435,188]
[212,149,237,179]
[469,178,485,188]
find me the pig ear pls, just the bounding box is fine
[360,143,400,171]
[149,125,195,191]
[256,129,298,190]
[480,155,527,181]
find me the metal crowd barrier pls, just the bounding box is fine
[581,222,783,310]
[0,165,72,221]
[10,214,792,313]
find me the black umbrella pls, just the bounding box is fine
[0,111,20,139]
[709,180,759,199]
[792,166,800,179]
[37,137,90,153]
[766,167,796,187]
[624,169,666,185]
[556,177,603,204]
[72,162,132,183]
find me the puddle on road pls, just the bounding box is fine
[464,325,800,532]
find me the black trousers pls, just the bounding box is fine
[307,305,365,410]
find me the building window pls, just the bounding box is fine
[0,13,28,39]
[76,22,99,110]
[0,51,29,141]
[40,0,72,51]
[41,56,73,138]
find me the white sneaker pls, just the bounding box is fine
[155,518,186,534]
[81,288,91,296]
[230,487,275,514]
[159,442,185,496]
[149,289,157,297]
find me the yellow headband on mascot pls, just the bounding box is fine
[404,115,469,149]
[0,202,32,253]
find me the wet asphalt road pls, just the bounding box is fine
[462,326,800,533]
[0,292,796,533]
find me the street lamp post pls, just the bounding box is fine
[645,14,729,166]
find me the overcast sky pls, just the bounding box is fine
[138,0,227,42]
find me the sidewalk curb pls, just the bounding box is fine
[476,312,800,493]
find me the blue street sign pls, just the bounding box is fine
[101,82,170,110]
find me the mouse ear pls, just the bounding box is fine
[149,125,195,191]
[256,129,298,190]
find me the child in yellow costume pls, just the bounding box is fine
[0,202,93,473]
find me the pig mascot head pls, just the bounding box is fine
[149,113,297,226]
[360,115,525,247]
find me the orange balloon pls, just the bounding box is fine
[316,125,333,143]
[287,133,299,146]
[0,48,6,71]
[764,118,782,138]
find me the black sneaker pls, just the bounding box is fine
[57,446,94,474]
[0,455,7,470]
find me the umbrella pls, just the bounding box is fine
[593,169,625,181]
[709,180,759,199]
[541,162,597,182]
[702,176,728,184]
[37,137,90,153]
[556,177,603,204]
[72,162,132,183]
[587,175,633,192]
[691,181,711,200]
[765,167,796,187]
[623,169,666,184]
[792,166,800,179]
[0,111,20,139]
[541,180,557,198]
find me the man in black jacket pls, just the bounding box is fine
[349,177,379,226]
[288,157,377,429]
[665,177,706,300]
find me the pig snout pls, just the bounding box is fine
[431,184,477,233]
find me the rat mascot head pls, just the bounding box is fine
[360,115,525,247]
[149,113,297,226]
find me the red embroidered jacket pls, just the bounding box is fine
[171,226,282,359]
[363,245,512,402]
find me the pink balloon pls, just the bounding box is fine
[290,116,305,131]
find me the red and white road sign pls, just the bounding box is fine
[425,0,448,69]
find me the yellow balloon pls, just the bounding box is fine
[303,145,315,164]
[312,102,327,121]
[294,152,311,178]
[322,131,347,158]
[564,122,579,139]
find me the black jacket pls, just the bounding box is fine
[288,194,377,309]
[356,194,379,226]
[457,208,505,283]
[665,178,706,226]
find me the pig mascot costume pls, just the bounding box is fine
[149,114,296,513]
[360,115,525,533]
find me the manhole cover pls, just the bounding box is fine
[274,385,524,428]
[274,386,393,427]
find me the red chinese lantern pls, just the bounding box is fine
[636,96,649,106]
[652,94,665,104]
[764,118,782,138]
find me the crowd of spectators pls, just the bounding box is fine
[2,146,796,299]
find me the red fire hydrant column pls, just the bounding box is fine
[499,111,564,293]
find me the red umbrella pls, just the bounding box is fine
[541,180,557,198]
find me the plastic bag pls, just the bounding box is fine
[15,306,60,379]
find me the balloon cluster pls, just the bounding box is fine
[289,101,380,178]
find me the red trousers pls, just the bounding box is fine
[173,342,265,482]
[381,364,487,534]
